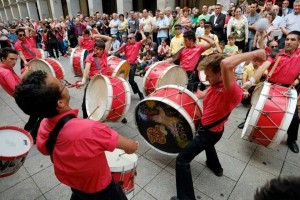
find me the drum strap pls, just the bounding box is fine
[21,42,36,57]
[198,112,231,131]
[267,56,282,79]
[46,114,76,159]
[93,55,101,71]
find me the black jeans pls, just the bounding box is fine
[187,71,200,93]
[176,129,223,200]
[129,64,141,94]
[47,42,60,58]
[70,179,127,200]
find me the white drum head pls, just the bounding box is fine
[105,149,138,172]
[28,59,55,77]
[0,129,32,157]
[157,65,188,89]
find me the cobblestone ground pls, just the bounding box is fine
[1,56,300,200]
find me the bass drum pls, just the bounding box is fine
[28,58,65,79]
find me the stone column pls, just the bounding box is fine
[0,8,7,21]
[36,0,50,19]
[116,0,132,14]
[4,6,13,20]
[49,0,63,19]
[217,0,231,13]
[9,0,20,19]
[66,0,79,18]
[26,0,39,20]
[17,2,29,19]
[88,0,103,15]
[157,0,173,11]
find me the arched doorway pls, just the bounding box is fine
[103,0,117,14]
[133,0,157,13]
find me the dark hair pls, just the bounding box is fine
[254,177,300,200]
[15,29,25,35]
[172,10,177,14]
[83,29,90,35]
[266,12,276,21]
[199,19,206,23]
[288,31,300,40]
[14,71,61,118]
[119,14,124,18]
[0,48,18,60]
[198,53,226,74]
[94,40,106,49]
[183,30,196,42]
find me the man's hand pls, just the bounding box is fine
[253,49,267,62]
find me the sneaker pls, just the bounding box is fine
[206,161,223,177]
[121,118,127,124]
[138,92,144,100]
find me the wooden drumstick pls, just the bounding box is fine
[119,152,126,157]
[88,106,99,119]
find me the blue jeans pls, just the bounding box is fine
[247,38,254,52]
[175,129,223,200]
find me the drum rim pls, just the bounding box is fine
[242,82,298,149]
[45,58,66,79]
[0,126,33,160]
[112,59,130,79]
[28,59,56,77]
[105,149,138,172]
[143,61,170,95]
[80,49,87,71]
[119,77,131,122]
[199,70,210,86]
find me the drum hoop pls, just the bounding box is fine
[156,65,188,89]
[80,49,87,71]
[111,60,129,78]
[118,77,131,122]
[101,75,114,120]
[40,49,45,59]
[46,58,65,78]
[126,190,134,199]
[142,61,170,94]
[29,59,56,77]
[106,149,138,172]
[0,126,33,160]
[70,48,76,75]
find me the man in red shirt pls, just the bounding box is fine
[170,50,267,200]
[0,47,38,140]
[14,70,139,200]
[241,31,300,153]
[115,31,147,100]
[79,29,102,53]
[14,28,37,70]
[167,30,215,92]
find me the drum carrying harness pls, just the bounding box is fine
[198,112,231,133]
[46,114,76,160]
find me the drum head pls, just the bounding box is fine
[135,99,194,155]
[0,126,33,159]
[28,59,54,77]
[105,149,138,172]
[114,60,130,79]
[157,65,188,89]
[86,75,109,121]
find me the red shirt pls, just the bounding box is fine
[80,37,95,51]
[14,38,36,60]
[0,63,21,96]
[268,48,300,85]
[179,45,205,72]
[85,52,109,78]
[201,82,243,132]
[36,109,119,193]
[119,41,143,64]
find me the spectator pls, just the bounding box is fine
[209,4,226,42]
[145,36,158,52]
[169,10,179,39]
[45,25,60,59]
[74,18,86,37]
[200,22,222,56]
[223,34,239,55]
[197,5,211,23]
[246,2,260,52]
[118,14,128,41]
[259,0,273,17]
[169,24,184,58]
[140,9,154,37]
[156,11,169,45]
[157,38,170,60]
[281,0,293,17]
[109,13,119,36]
[178,7,192,32]
[111,34,120,51]
[128,10,140,39]
[195,19,205,38]
[0,23,10,48]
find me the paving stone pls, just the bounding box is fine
[249,150,284,176]
[285,146,300,168]
[135,156,162,187]
[35,195,46,200]
[225,116,244,128]
[144,149,175,168]
[194,168,236,200]
[0,166,30,193]
[194,188,213,200]
[44,184,72,200]
[27,145,40,159]
[255,139,288,161]
[280,161,300,177]
[32,166,60,194]
[144,170,176,200]
[133,135,151,155]
[165,159,205,181]
[229,128,258,149]
[222,125,237,139]
[229,165,276,200]
[117,124,139,139]
[0,177,42,200]
[131,189,156,200]
[23,154,53,176]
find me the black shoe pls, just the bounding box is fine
[238,121,245,129]
[206,161,223,177]
[288,141,299,153]
[121,118,127,124]
[170,196,180,200]
[138,92,144,100]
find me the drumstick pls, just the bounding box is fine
[88,106,99,119]
[119,152,126,157]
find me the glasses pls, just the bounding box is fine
[128,37,133,40]
[270,45,278,48]
[59,79,68,94]
[18,34,25,37]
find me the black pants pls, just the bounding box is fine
[20,59,32,70]
[0,40,10,48]
[129,64,142,94]
[175,129,223,200]
[47,42,60,58]
[70,179,127,200]
[187,71,200,93]
[235,40,246,52]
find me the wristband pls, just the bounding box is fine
[249,77,256,85]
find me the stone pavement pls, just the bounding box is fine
[1,56,300,200]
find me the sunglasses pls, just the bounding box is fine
[270,45,278,48]
[18,34,25,37]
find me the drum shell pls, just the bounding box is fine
[70,48,88,76]
[143,61,188,96]
[242,82,297,149]
[32,48,46,59]
[0,126,33,178]
[86,75,131,122]
[28,58,65,79]
[135,85,203,155]
[107,56,130,79]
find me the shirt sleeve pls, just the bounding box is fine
[14,42,23,52]
[0,71,20,96]
[85,53,93,64]
[91,122,119,151]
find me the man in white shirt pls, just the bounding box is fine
[140,9,154,37]
[0,23,10,48]
[109,13,120,36]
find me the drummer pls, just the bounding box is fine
[0,47,39,141]
[14,70,138,200]
[170,50,268,200]
[14,27,37,71]
[241,31,300,153]
[78,29,104,53]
